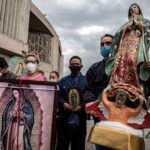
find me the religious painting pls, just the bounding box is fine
[0,79,57,150]
[9,56,26,77]
[68,88,80,108]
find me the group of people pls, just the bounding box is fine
[0,53,59,82]
[0,3,150,150]
[0,34,111,149]
[56,33,114,150]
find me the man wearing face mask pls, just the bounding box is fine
[0,57,16,79]
[56,56,87,150]
[83,34,114,150]
[20,53,46,81]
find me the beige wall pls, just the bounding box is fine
[0,0,63,77]
[0,0,31,44]
[30,2,64,78]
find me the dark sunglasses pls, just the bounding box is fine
[101,41,112,47]
[25,60,37,64]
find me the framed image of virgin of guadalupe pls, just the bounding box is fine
[68,88,80,108]
[0,79,57,150]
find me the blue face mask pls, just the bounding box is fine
[100,46,111,58]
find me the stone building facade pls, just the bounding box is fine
[0,0,63,78]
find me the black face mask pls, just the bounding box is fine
[69,66,82,75]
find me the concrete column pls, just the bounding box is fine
[14,0,21,39]
[0,0,7,32]
[0,0,2,18]
[7,0,15,36]
[11,0,18,38]
[15,0,31,43]
[59,55,64,77]
[51,37,64,77]
[50,37,55,69]
[3,0,11,34]
[51,36,59,71]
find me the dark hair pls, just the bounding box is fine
[38,70,44,76]
[11,88,20,99]
[101,34,114,40]
[128,3,142,17]
[0,57,8,68]
[69,56,82,64]
[50,71,59,78]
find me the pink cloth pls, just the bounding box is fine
[20,74,46,81]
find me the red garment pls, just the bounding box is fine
[109,30,145,101]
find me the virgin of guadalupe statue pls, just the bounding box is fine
[87,4,150,150]
[105,3,150,107]
[1,88,34,150]
[87,3,150,129]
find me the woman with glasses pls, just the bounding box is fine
[20,53,46,81]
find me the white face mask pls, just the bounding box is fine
[0,72,2,78]
[26,63,37,74]
[49,79,57,82]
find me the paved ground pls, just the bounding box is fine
[85,120,150,150]
[85,120,95,150]
[143,129,150,150]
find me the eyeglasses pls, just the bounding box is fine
[25,60,37,64]
[101,41,112,47]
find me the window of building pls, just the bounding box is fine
[28,31,52,63]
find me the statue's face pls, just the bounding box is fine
[130,4,140,15]
[116,93,126,108]
[12,90,20,100]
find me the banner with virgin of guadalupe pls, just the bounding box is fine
[0,79,57,150]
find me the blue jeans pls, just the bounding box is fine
[96,145,113,150]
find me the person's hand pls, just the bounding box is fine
[135,21,143,31]
[10,111,17,118]
[86,110,97,117]
[145,61,150,72]
[71,106,81,112]
[63,102,72,110]
[133,14,140,22]
[126,22,132,30]
[85,100,99,117]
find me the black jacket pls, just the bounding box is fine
[0,71,16,79]
[58,73,87,124]
[83,59,109,103]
